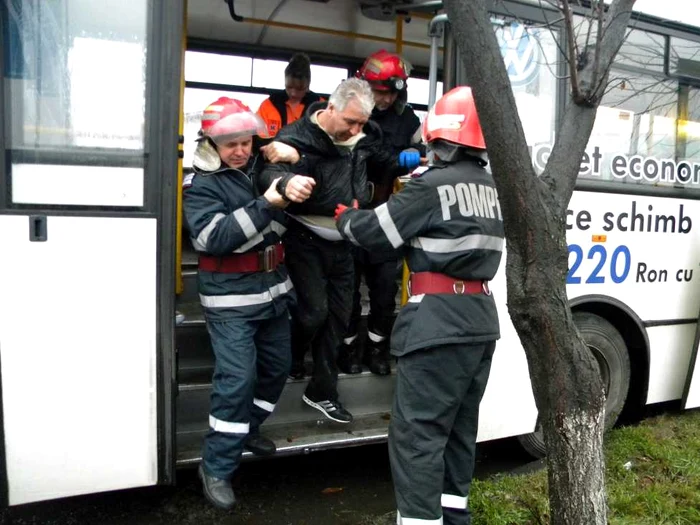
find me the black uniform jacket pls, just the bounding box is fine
[256,101,400,217]
[368,103,421,195]
[183,157,295,321]
[337,157,505,355]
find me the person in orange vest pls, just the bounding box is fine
[257,53,322,139]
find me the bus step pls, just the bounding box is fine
[177,368,395,430]
[175,411,392,467]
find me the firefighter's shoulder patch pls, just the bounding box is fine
[183,172,195,188]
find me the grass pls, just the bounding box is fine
[468,409,700,525]
[366,409,700,525]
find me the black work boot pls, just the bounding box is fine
[363,338,391,376]
[244,432,276,456]
[337,338,362,374]
[198,464,236,510]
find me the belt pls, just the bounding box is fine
[408,271,490,296]
[198,243,284,273]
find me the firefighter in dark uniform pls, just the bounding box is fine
[335,87,504,525]
[257,78,419,424]
[183,97,296,510]
[338,49,423,376]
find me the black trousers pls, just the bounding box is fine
[284,226,354,401]
[389,341,496,525]
[347,249,400,339]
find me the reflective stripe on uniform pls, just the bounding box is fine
[233,208,258,240]
[199,277,294,308]
[196,212,226,250]
[253,398,276,412]
[368,331,386,343]
[375,204,404,248]
[342,221,360,246]
[209,415,249,434]
[232,221,282,253]
[409,234,504,254]
[441,493,468,509]
[396,511,443,524]
[407,294,425,303]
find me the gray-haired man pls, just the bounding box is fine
[257,78,418,423]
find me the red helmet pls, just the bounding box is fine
[422,86,486,149]
[356,50,411,92]
[200,97,267,142]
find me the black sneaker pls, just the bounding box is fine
[302,394,353,424]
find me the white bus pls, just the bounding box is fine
[1,0,699,507]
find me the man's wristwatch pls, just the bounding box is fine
[276,177,291,202]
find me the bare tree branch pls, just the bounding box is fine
[562,0,583,102]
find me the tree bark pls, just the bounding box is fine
[442,1,637,523]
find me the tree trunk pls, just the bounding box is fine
[441,1,622,523]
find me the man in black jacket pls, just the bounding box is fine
[335,86,504,525]
[257,78,417,424]
[339,49,423,376]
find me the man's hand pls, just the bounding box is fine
[334,199,358,221]
[283,175,316,203]
[263,178,289,209]
[260,142,301,164]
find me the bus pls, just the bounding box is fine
[2,0,700,507]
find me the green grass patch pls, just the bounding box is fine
[468,409,700,524]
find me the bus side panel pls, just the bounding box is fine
[476,259,538,442]
[646,325,696,404]
[0,215,158,505]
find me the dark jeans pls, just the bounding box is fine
[284,226,354,401]
[389,341,496,525]
[347,248,400,339]
[202,312,291,480]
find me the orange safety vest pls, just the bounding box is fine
[257,90,323,138]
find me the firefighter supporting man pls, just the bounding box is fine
[183,98,296,510]
[338,49,423,376]
[257,78,419,424]
[335,87,504,525]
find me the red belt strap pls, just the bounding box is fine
[409,271,490,296]
[199,243,284,273]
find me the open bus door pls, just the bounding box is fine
[0,0,184,505]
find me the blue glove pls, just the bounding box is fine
[399,149,421,169]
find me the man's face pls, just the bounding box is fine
[324,99,369,142]
[285,77,310,104]
[216,136,253,169]
[371,87,398,111]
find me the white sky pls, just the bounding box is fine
[633,0,698,27]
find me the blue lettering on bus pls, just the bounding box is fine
[567,244,631,284]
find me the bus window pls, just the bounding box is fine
[493,20,558,149]
[184,51,253,86]
[4,0,148,207]
[406,77,443,107]
[585,70,683,187]
[669,37,700,79]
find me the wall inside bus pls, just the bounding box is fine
[186,0,435,68]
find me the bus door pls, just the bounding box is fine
[0,0,183,505]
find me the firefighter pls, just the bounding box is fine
[183,97,300,510]
[335,86,504,525]
[256,78,419,424]
[338,49,423,376]
[257,53,322,139]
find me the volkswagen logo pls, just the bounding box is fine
[497,22,540,87]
